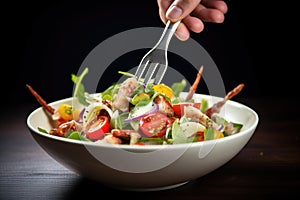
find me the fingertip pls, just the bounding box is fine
[217,1,228,14]
[183,17,204,33]
[174,24,190,41]
[166,5,183,21]
[214,12,225,23]
[175,32,189,41]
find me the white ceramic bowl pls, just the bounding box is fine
[26,93,259,191]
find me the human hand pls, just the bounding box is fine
[157,0,228,41]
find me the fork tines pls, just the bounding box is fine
[136,60,167,85]
[134,20,181,86]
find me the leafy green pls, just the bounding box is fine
[101,83,119,101]
[38,127,48,134]
[204,126,214,140]
[67,131,81,140]
[144,84,155,96]
[130,120,140,131]
[171,79,186,97]
[233,123,243,130]
[110,111,131,130]
[200,98,208,112]
[128,99,153,119]
[71,67,89,106]
[214,115,243,135]
[171,119,194,144]
[214,115,243,128]
[138,137,165,145]
[131,84,145,97]
[67,131,91,141]
[214,115,226,125]
[118,71,135,77]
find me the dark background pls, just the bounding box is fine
[3,0,297,106]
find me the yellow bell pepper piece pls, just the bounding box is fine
[152,84,174,99]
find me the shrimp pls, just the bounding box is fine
[184,104,243,135]
[102,134,123,144]
[111,129,141,145]
[100,129,141,145]
[26,84,81,136]
[205,83,245,118]
[112,77,138,112]
[185,66,204,101]
[153,95,174,117]
[184,105,219,129]
[49,120,77,137]
[26,84,55,115]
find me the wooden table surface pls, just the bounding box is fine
[1,97,299,199]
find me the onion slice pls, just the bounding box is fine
[124,103,159,123]
[217,124,224,132]
[82,102,113,127]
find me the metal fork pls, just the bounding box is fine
[135,20,181,85]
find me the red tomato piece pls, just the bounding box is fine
[134,143,146,146]
[139,112,171,138]
[85,116,110,141]
[195,131,204,142]
[172,102,201,117]
[54,120,75,137]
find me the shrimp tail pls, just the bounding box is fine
[224,83,245,101]
[26,84,55,115]
[185,65,204,101]
[205,83,245,118]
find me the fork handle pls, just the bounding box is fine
[155,20,181,51]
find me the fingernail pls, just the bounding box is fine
[166,5,182,20]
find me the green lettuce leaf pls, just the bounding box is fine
[71,67,89,106]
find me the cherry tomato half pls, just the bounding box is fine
[172,102,201,117]
[139,112,171,138]
[85,116,110,141]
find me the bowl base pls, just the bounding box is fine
[114,181,190,192]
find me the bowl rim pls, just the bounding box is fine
[26,93,259,151]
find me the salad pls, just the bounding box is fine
[27,66,245,145]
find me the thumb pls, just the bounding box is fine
[166,0,201,22]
